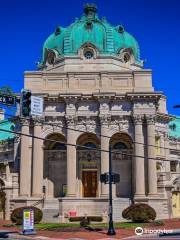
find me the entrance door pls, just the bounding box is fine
[0,191,5,219]
[172,192,180,217]
[82,171,97,197]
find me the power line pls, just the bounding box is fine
[0,126,178,163]
[1,111,180,154]
[0,92,178,152]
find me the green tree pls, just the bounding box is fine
[0,86,14,95]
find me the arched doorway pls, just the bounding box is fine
[0,179,5,219]
[172,177,180,218]
[77,133,100,197]
[44,133,67,198]
[110,133,133,198]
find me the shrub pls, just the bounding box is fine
[153,219,164,226]
[11,206,43,225]
[122,203,156,223]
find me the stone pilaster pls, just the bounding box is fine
[66,115,77,197]
[20,120,31,197]
[4,188,10,220]
[134,115,145,198]
[32,120,43,197]
[100,115,110,197]
[164,133,170,172]
[147,115,157,196]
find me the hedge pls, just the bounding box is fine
[122,203,156,223]
[11,206,43,225]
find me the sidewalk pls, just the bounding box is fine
[0,219,180,240]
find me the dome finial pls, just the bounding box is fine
[84,3,97,18]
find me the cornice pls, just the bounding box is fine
[43,92,164,102]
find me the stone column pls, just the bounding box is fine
[164,134,170,172]
[147,115,157,196]
[4,189,10,220]
[100,115,110,197]
[20,120,31,197]
[32,121,43,197]
[134,115,145,197]
[66,116,77,197]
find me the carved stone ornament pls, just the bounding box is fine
[133,115,144,125]
[146,115,155,125]
[20,119,30,126]
[65,115,77,126]
[110,116,129,131]
[77,116,98,134]
[99,114,111,125]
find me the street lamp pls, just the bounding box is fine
[107,145,116,235]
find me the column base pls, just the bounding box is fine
[32,193,43,198]
[19,194,30,198]
[147,193,159,198]
[100,194,109,198]
[134,194,147,201]
[66,194,77,198]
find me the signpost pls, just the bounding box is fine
[31,96,43,116]
[23,208,36,235]
[0,95,16,105]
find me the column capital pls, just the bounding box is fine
[20,119,30,126]
[32,116,44,124]
[146,115,155,125]
[99,114,111,125]
[133,115,144,125]
[65,115,77,126]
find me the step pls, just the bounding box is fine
[42,208,60,223]
[43,199,59,209]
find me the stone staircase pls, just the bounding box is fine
[42,199,60,223]
[113,198,131,222]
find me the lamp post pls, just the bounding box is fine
[107,145,116,235]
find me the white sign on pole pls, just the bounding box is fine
[31,96,43,116]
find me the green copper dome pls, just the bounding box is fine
[169,117,180,139]
[41,3,140,64]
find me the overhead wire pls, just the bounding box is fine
[0,126,179,163]
[0,111,180,155]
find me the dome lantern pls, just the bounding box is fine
[83,3,97,19]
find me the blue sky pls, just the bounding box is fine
[0,0,180,115]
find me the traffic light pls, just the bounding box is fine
[21,89,31,117]
[100,173,120,184]
[100,173,109,184]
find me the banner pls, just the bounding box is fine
[23,208,36,235]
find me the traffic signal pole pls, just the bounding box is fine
[107,145,116,235]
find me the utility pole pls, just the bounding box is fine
[107,145,116,235]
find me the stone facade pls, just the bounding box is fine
[1,4,180,222]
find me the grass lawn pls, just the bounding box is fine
[3,222,149,231]
[33,222,145,230]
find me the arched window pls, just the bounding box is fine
[51,142,66,150]
[112,142,127,150]
[84,142,97,149]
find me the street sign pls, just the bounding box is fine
[31,96,43,116]
[0,95,16,105]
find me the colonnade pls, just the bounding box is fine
[19,115,158,198]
